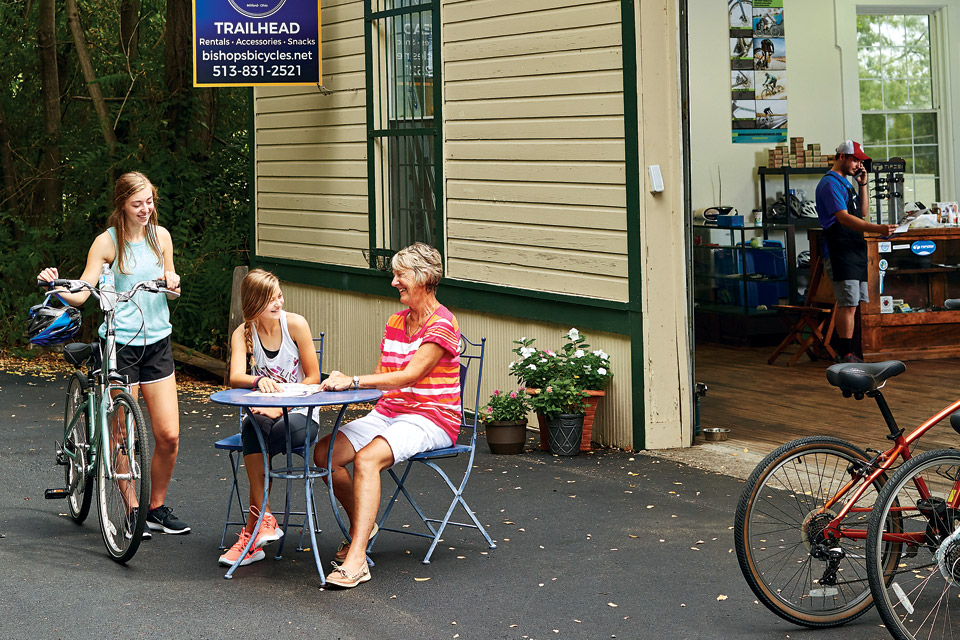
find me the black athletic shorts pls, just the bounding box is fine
[102,336,175,385]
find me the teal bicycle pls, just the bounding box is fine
[43,275,177,562]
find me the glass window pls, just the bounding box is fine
[856,13,940,201]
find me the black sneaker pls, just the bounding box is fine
[146,505,191,534]
[125,508,151,540]
[840,353,864,364]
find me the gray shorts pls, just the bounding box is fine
[825,260,869,306]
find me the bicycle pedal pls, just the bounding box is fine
[44,488,70,499]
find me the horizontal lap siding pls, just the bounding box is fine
[442,0,628,301]
[254,0,368,269]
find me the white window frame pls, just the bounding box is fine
[835,1,956,201]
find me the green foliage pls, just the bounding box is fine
[0,0,249,356]
[526,377,587,421]
[509,329,613,391]
[480,387,530,423]
[508,337,562,389]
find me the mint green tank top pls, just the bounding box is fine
[98,227,172,345]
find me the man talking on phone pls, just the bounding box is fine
[815,140,898,363]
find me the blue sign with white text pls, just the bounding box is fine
[911,240,936,256]
[193,0,321,86]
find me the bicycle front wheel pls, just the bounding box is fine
[866,449,960,640]
[64,372,93,523]
[734,436,887,627]
[97,391,150,563]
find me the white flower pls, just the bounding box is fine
[520,347,536,358]
[539,358,547,363]
[520,337,527,342]
[598,367,607,376]
[600,351,609,361]
[592,350,603,357]
[585,365,592,371]
[527,364,536,370]
[575,349,584,358]
[508,361,516,369]
[567,328,580,341]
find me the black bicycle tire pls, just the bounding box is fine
[734,436,886,627]
[97,391,151,563]
[64,371,93,524]
[866,449,960,640]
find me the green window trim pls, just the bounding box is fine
[252,256,633,335]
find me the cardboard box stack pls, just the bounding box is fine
[766,139,831,168]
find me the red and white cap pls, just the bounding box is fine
[836,140,871,161]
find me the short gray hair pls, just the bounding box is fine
[391,243,443,290]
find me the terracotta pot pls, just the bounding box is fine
[484,420,528,454]
[531,388,605,452]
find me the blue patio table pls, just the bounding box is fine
[209,387,382,582]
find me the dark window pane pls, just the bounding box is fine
[913,112,937,144]
[913,145,939,175]
[886,113,913,146]
[862,113,885,145]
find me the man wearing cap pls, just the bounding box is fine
[815,140,897,363]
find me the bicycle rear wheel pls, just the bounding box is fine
[734,436,889,627]
[866,449,960,640]
[97,391,150,563]
[64,372,93,523]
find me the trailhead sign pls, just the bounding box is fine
[193,0,322,86]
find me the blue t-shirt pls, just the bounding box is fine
[98,227,172,345]
[815,171,857,230]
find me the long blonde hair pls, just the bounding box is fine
[106,171,162,274]
[240,268,280,369]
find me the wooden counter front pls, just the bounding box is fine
[862,228,960,361]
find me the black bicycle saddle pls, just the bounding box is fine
[826,360,906,394]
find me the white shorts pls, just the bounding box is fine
[338,409,453,465]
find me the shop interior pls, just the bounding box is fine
[688,0,960,452]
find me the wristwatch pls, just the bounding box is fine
[352,375,360,390]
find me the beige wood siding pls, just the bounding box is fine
[254,0,368,268]
[282,282,633,448]
[442,0,628,302]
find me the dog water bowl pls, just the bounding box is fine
[702,428,730,442]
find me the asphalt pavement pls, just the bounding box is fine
[0,365,892,639]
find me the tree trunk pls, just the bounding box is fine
[37,0,61,224]
[164,0,191,146]
[119,0,139,62]
[0,103,16,214]
[65,0,118,155]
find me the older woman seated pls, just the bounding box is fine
[315,242,461,588]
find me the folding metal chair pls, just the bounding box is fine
[368,333,497,564]
[214,333,324,551]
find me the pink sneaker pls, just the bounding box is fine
[218,530,264,566]
[255,511,284,547]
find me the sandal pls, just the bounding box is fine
[335,523,379,561]
[326,561,371,588]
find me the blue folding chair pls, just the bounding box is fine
[368,334,497,563]
[214,333,324,551]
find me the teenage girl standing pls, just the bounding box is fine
[37,171,190,536]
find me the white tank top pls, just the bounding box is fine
[251,311,303,384]
[250,311,315,421]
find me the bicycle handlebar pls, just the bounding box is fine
[38,278,180,300]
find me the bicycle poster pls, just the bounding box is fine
[729,0,786,143]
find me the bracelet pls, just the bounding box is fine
[252,375,264,390]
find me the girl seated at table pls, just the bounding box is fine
[219,268,321,566]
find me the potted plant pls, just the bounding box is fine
[480,388,531,454]
[526,376,588,456]
[508,337,561,390]
[560,327,613,451]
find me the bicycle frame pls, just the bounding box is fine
[819,390,960,543]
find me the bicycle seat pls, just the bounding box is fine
[826,360,905,394]
[62,342,96,366]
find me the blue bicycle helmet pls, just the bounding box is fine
[27,293,81,345]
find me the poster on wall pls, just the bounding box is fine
[729,0,786,143]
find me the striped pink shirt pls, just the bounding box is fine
[376,305,462,442]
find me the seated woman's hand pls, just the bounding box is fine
[320,370,352,391]
[251,406,283,419]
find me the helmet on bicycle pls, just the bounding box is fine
[27,293,81,345]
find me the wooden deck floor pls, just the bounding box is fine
[695,343,960,457]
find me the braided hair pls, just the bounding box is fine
[240,268,280,370]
